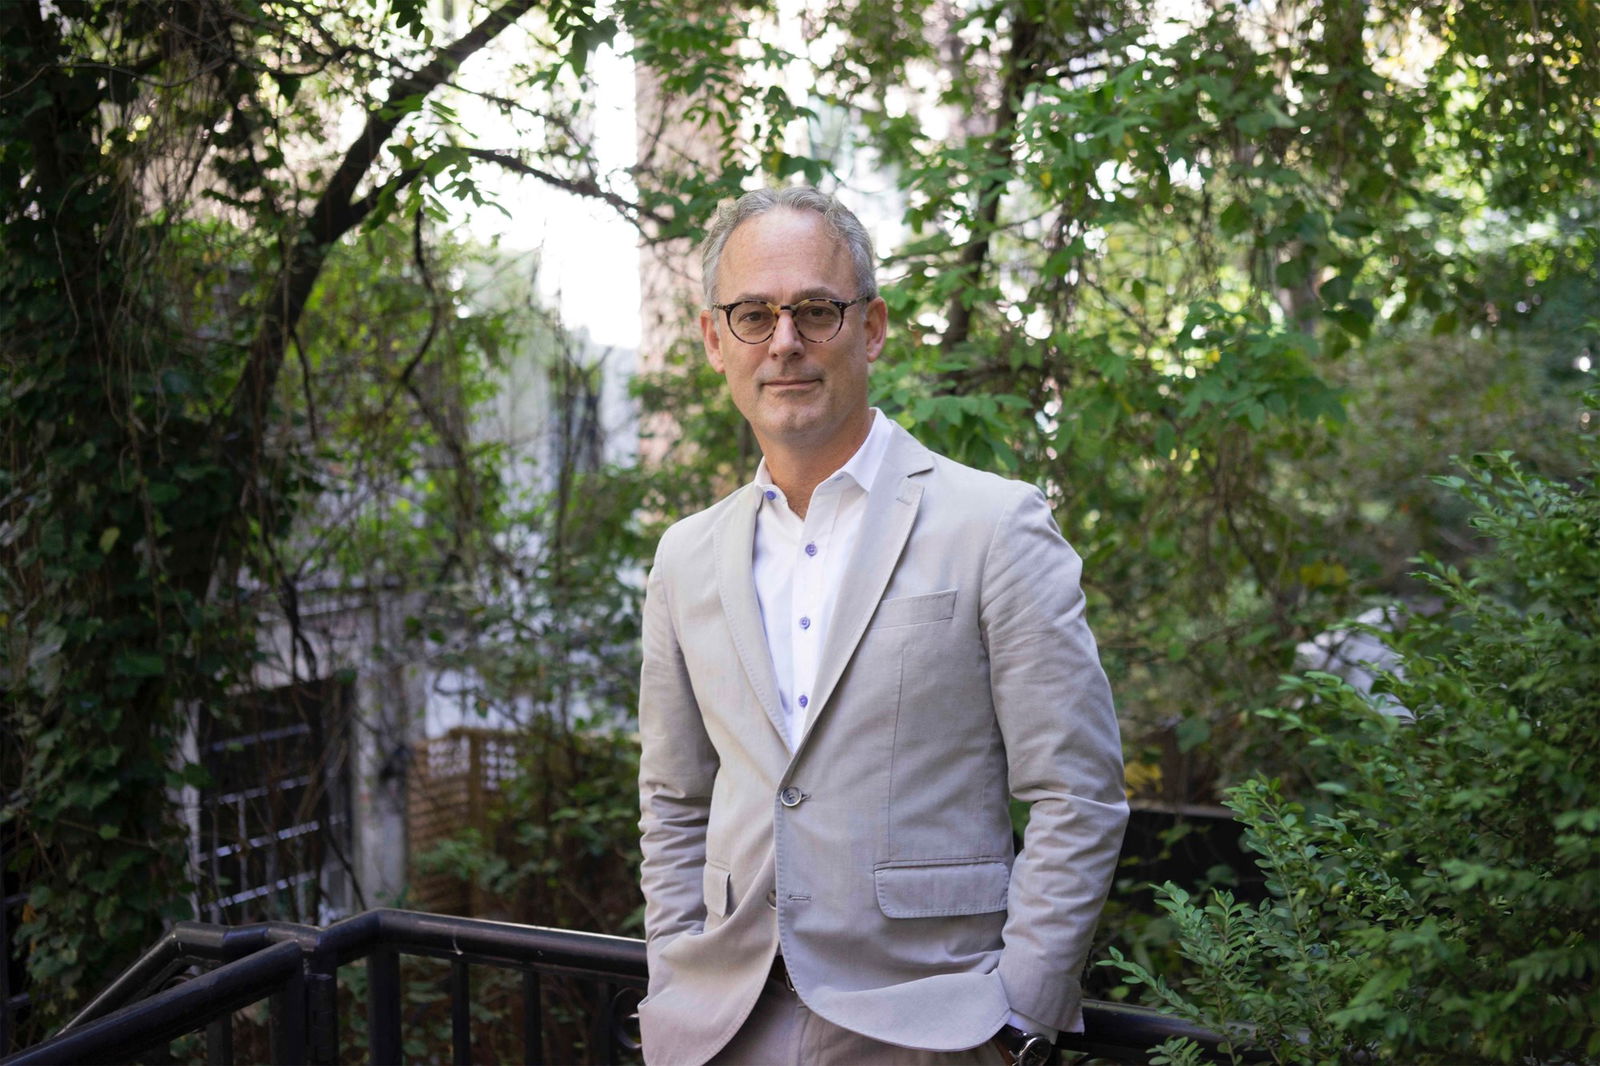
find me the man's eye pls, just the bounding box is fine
[798,303,836,322]
[736,306,773,325]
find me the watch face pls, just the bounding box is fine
[1017,1035,1053,1066]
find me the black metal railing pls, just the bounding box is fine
[1,908,1242,1064]
[1,909,645,1065]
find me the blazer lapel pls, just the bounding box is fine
[714,483,788,742]
[801,424,933,743]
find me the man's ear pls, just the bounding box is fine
[864,296,888,364]
[700,308,726,374]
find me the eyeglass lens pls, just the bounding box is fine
[728,300,846,343]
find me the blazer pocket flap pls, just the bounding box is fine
[871,589,957,629]
[874,860,1008,918]
[703,863,732,919]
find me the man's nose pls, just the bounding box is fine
[766,310,805,357]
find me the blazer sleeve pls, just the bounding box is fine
[981,485,1129,1032]
[636,537,721,959]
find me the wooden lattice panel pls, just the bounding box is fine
[406,728,522,915]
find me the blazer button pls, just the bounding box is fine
[766,889,778,908]
[779,786,803,807]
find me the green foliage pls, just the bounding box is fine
[3,3,270,1023]
[629,0,1599,811]
[1109,427,1600,1063]
[769,0,1600,801]
[416,718,645,936]
[1,0,673,1038]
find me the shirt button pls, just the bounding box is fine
[779,786,803,807]
[804,543,817,557]
[799,616,811,630]
[764,489,776,500]
[797,694,808,709]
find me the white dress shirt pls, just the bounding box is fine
[752,408,893,751]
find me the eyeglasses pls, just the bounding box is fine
[711,296,872,344]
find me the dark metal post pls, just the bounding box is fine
[367,947,401,1066]
[449,960,471,1065]
[306,963,338,1066]
[204,1012,234,1066]
[270,968,308,1066]
[596,981,617,1066]
[522,970,543,1066]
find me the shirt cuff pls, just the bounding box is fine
[1005,1009,1059,1042]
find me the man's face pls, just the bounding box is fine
[700,209,887,462]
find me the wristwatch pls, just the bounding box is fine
[992,1024,1058,1066]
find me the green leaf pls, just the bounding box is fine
[1175,715,1211,753]
[112,652,164,678]
[1219,200,1252,236]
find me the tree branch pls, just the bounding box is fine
[463,147,670,228]
[226,0,538,486]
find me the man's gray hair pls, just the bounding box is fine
[700,186,878,307]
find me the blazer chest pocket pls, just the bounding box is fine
[873,859,1008,918]
[703,862,732,919]
[871,589,957,629]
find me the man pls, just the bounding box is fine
[637,185,1127,1066]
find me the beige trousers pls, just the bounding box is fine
[707,981,1009,1066]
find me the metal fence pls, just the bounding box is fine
[1,907,1242,1065]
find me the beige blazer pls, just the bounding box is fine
[637,421,1128,1066]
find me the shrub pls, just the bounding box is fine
[1111,425,1600,1064]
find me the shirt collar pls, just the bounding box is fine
[754,408,892,502]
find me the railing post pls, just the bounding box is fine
[204,1011,233,1066]
[270,968,308,1066]
[522,970,543,1066]
[306,958,338,1066]
[449,960,471,1065]
[366,947,401,1066]
[596,981,617,1066]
